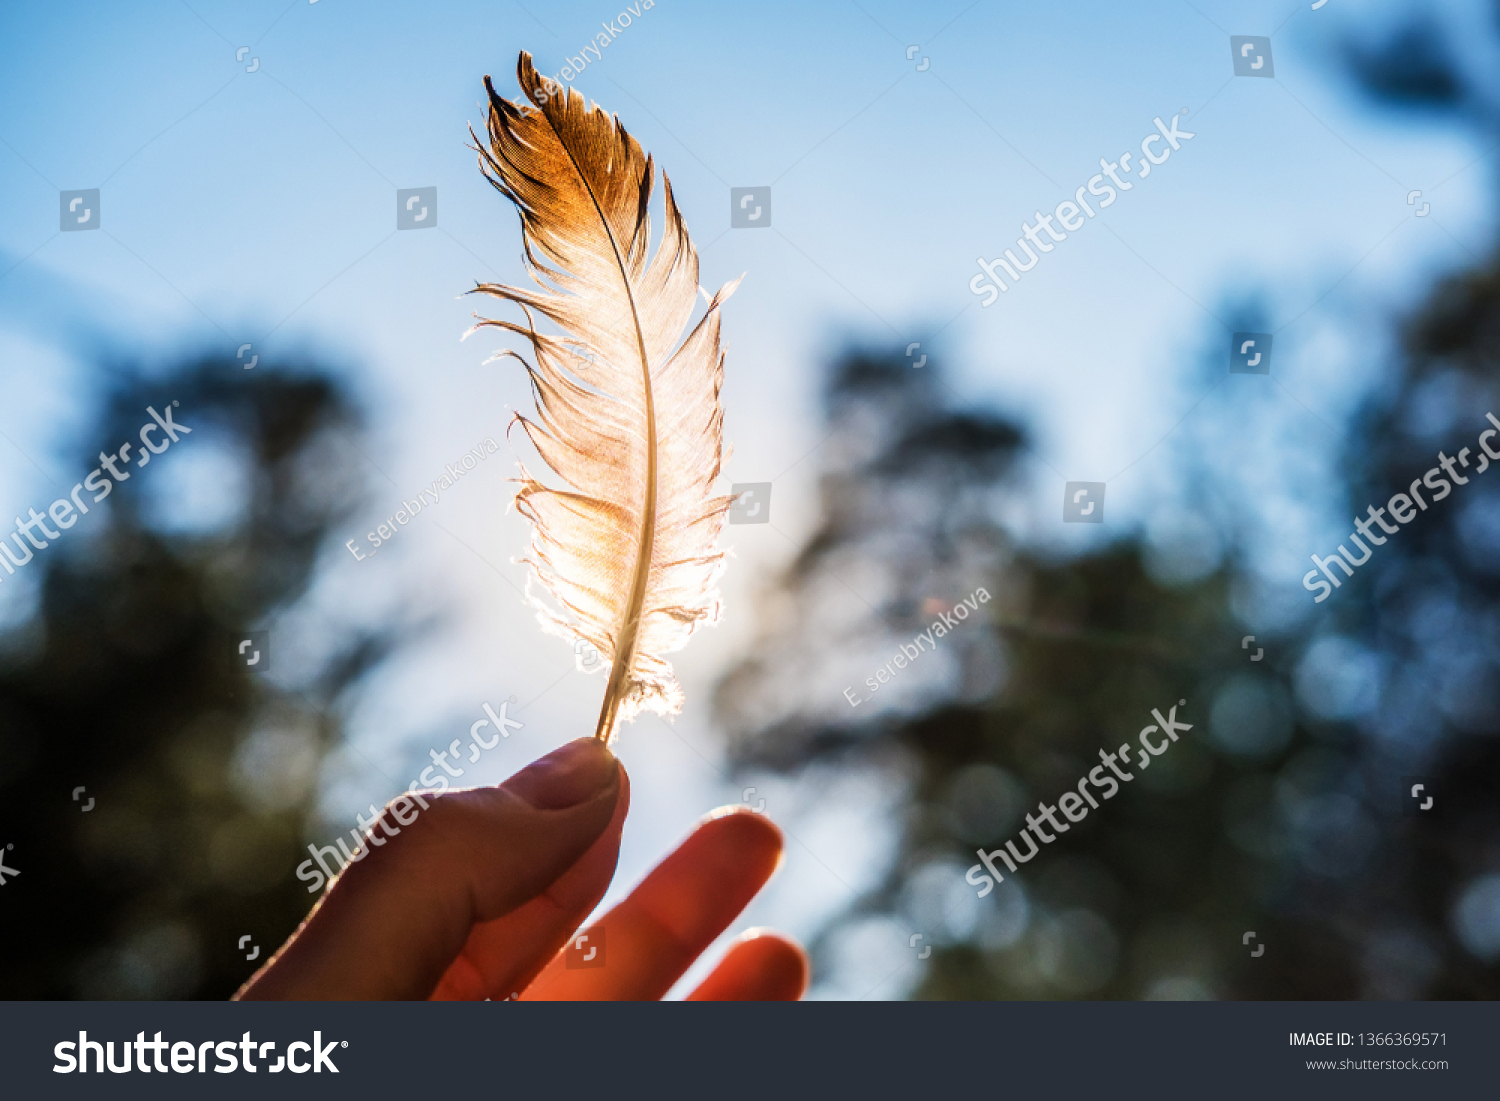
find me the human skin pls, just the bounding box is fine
[237,738,807,1001]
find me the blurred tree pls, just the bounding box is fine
[714,8,1500,995]
[716,312,1500,999]
[0,354,397,998]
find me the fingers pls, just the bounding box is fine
[686,930,808,1001]
[237,738,621,1001]
[522,807,784,1001]
[429,761,630,1000]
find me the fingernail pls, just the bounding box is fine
[506,738,617,810]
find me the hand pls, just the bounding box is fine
[236,738,807,1001]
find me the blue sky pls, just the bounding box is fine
[2,0,1497,996]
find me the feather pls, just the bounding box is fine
[467,52,737,745]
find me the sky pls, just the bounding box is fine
[1,0,1497,997]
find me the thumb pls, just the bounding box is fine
[238,738,621,1000]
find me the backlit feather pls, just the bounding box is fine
[468,52,737,744]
